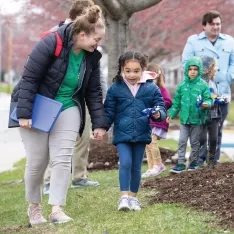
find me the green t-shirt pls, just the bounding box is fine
[55,49,85,110]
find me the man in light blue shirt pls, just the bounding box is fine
[182,10,234,165]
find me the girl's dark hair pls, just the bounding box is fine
[113,51,148,83]
[202,10,221,26]
[69,0,95,20]
[72,5,105,35]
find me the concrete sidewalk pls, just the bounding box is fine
[0,93,25,172]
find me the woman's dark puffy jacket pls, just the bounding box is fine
[11,23,108,135]
[104,80,167,145]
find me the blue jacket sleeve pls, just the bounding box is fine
[104,85,117,130]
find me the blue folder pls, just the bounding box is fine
[10,94,63,133]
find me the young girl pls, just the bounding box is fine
[142,63,172,178]
[104,51,167,211]
[199,56,222,168]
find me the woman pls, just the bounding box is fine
[11,5,108,225]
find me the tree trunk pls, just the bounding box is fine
[106,15,130,85]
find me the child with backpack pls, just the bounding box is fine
[104,51,167,211]
[142,63,172,178]
[167,56,213,173]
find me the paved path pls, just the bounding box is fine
[0,93,25,172]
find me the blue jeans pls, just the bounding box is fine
[117,143,146,193]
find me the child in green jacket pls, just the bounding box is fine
[167,56,213,173]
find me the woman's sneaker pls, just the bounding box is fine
[129,197,141,211]
[118,197,130,211]
[170,163,186,174]
[27,205,47,225]
[49,208,73,224]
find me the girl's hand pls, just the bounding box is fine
[166,117,171,123]
[153,111,160,119]
[19,119,32,128]
[93,128,106,141]
[201,102,208,109]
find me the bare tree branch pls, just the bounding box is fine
[119,0,162,14]
[100,0,123,20]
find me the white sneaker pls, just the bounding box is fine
[149,163,166,177]
[27,205,47,225]
[141,169,152,179]
[118,197,130,211]
[129,197,141,211]
[49,208,73,224]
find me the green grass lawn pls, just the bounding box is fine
[157,138,178,151]
[0,84,13,94]
[0,159,232,234]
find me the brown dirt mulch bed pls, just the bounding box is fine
[88,138,119,170]
[88,137,176,170]
[142,162,234,229]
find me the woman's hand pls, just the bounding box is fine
[93,128,106,141]
[19,119,32,128]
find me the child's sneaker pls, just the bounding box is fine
[151,163,166,176]
[49,208,73,224]
[170,163,186,174]
[142,164,166,178]
[207,153,215,168]
[118,197,130,211]
[141,169,152,179]
[27,205,47,225]
[129,197,141,211]
[188,162,200,171]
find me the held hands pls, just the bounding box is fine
[93,128,106,141]
[19,119,32,128]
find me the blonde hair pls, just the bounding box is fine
[69,0,94,20]
[146,63,165,88]
[72,5,105,35]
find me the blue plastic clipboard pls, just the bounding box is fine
[10,94,63,133]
